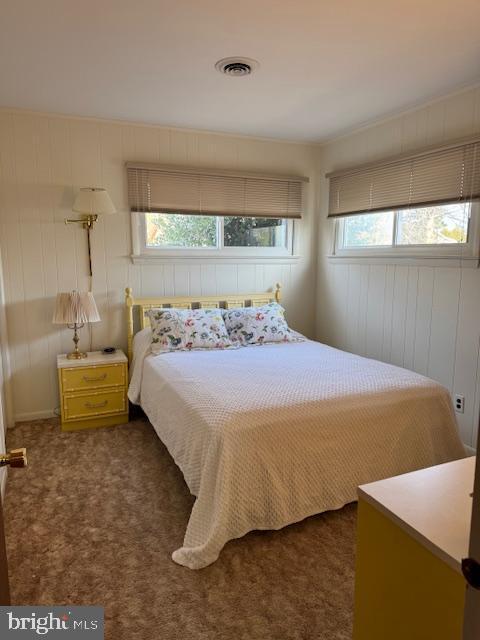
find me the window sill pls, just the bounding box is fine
[131,254,302,265]
[327,254,480,268]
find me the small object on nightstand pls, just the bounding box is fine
[57,350,128,432]
[102,347,116,355]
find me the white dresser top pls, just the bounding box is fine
[57,350,127,368]
[358,456,475,573]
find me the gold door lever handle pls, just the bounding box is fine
[0,448,28,468]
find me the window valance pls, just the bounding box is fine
[327,137,480,218]
[127,162,308,219]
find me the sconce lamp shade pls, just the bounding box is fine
[72,188,116,216]
[52,291,101,325]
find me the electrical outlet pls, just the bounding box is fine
[454,394,465,414]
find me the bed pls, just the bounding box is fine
[126,285,466,569]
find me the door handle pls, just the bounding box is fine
[0,448,28,468]
[462,557,480,590]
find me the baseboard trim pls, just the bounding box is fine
[465,444,476,456]
[13,409,56,424]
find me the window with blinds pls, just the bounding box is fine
[127,163,306,219]
[327,139,480,218]
[127,163,308,258]
[328,138,480,260]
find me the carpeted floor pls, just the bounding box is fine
[4,417,356,640]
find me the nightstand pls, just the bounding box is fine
[57,350,128,431]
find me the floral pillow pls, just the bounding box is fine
[147,308,233,354]
[223,302,302,346]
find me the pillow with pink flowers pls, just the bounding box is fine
[147,308,233,354]
[223,302,303,346]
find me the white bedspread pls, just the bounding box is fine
[129,334,465,569]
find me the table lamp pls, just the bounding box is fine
[53,291,100,359]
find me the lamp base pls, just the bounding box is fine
[67,323,88,360]
[67,351,88,360]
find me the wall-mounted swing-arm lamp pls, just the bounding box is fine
[65,188,116,276]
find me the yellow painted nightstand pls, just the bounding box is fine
[57,350,128,431]
[353,457,473,640]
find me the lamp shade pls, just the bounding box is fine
[73,188,116,215]
[52,291,101,325]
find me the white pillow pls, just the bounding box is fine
[223,302,303,346]
[147,308,233,354]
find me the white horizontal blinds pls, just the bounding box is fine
[328,139,480,218]
[463,143,480,202]
[127,165,304,219]
[150,170,200,212]
[199,175,245,214]
[127,168,150,212]
[244,178,302,217]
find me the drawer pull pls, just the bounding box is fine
[85,400,108,409]
[82,373,107,383]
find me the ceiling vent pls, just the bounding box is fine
[215,57,259,77]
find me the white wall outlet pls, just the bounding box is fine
[454,394,465,414]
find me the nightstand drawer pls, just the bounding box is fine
[63,389,126,421]
[61,364,126,392]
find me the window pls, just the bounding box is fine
[335,202,478,257]
[137,212,293,257]
[326,137,480,260]
[127,163,305,260]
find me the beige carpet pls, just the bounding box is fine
[4,417,356,640]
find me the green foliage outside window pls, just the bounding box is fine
[146,213,216,247]
[224,217,283,247]
[145,213,286,248]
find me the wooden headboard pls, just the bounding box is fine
[125,283,282,362]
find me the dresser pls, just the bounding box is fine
[353,457,474,640]
[57,350,128,431]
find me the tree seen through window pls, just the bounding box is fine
[343,203,470,248]
[145,213,286,248]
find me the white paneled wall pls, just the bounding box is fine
[317,86,480,448]
[0,110,318,421]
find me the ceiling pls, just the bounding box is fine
[1,0,479,142]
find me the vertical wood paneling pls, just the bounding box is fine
[452,269,480,444]
[324,258,479,446]
[0,111,316,421]
[389,266,409,367]
[254,265,265,295]
[189,266,202,297]
[381,265,395,362]
[215,265,237,295]
[317,85,480,447]
[402,267,419,371]
[329,263,349,348]
[237,265,256,293]
[174,264,190,296]
[345,265,362,353]
[427,268,461,390]
[412,268,434,376]
[200,265,217,296]
[365,265,386,360]
[356,265,370,357]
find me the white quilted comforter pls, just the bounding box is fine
[128,333,465,569]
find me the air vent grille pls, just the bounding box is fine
[215,57,259,77]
